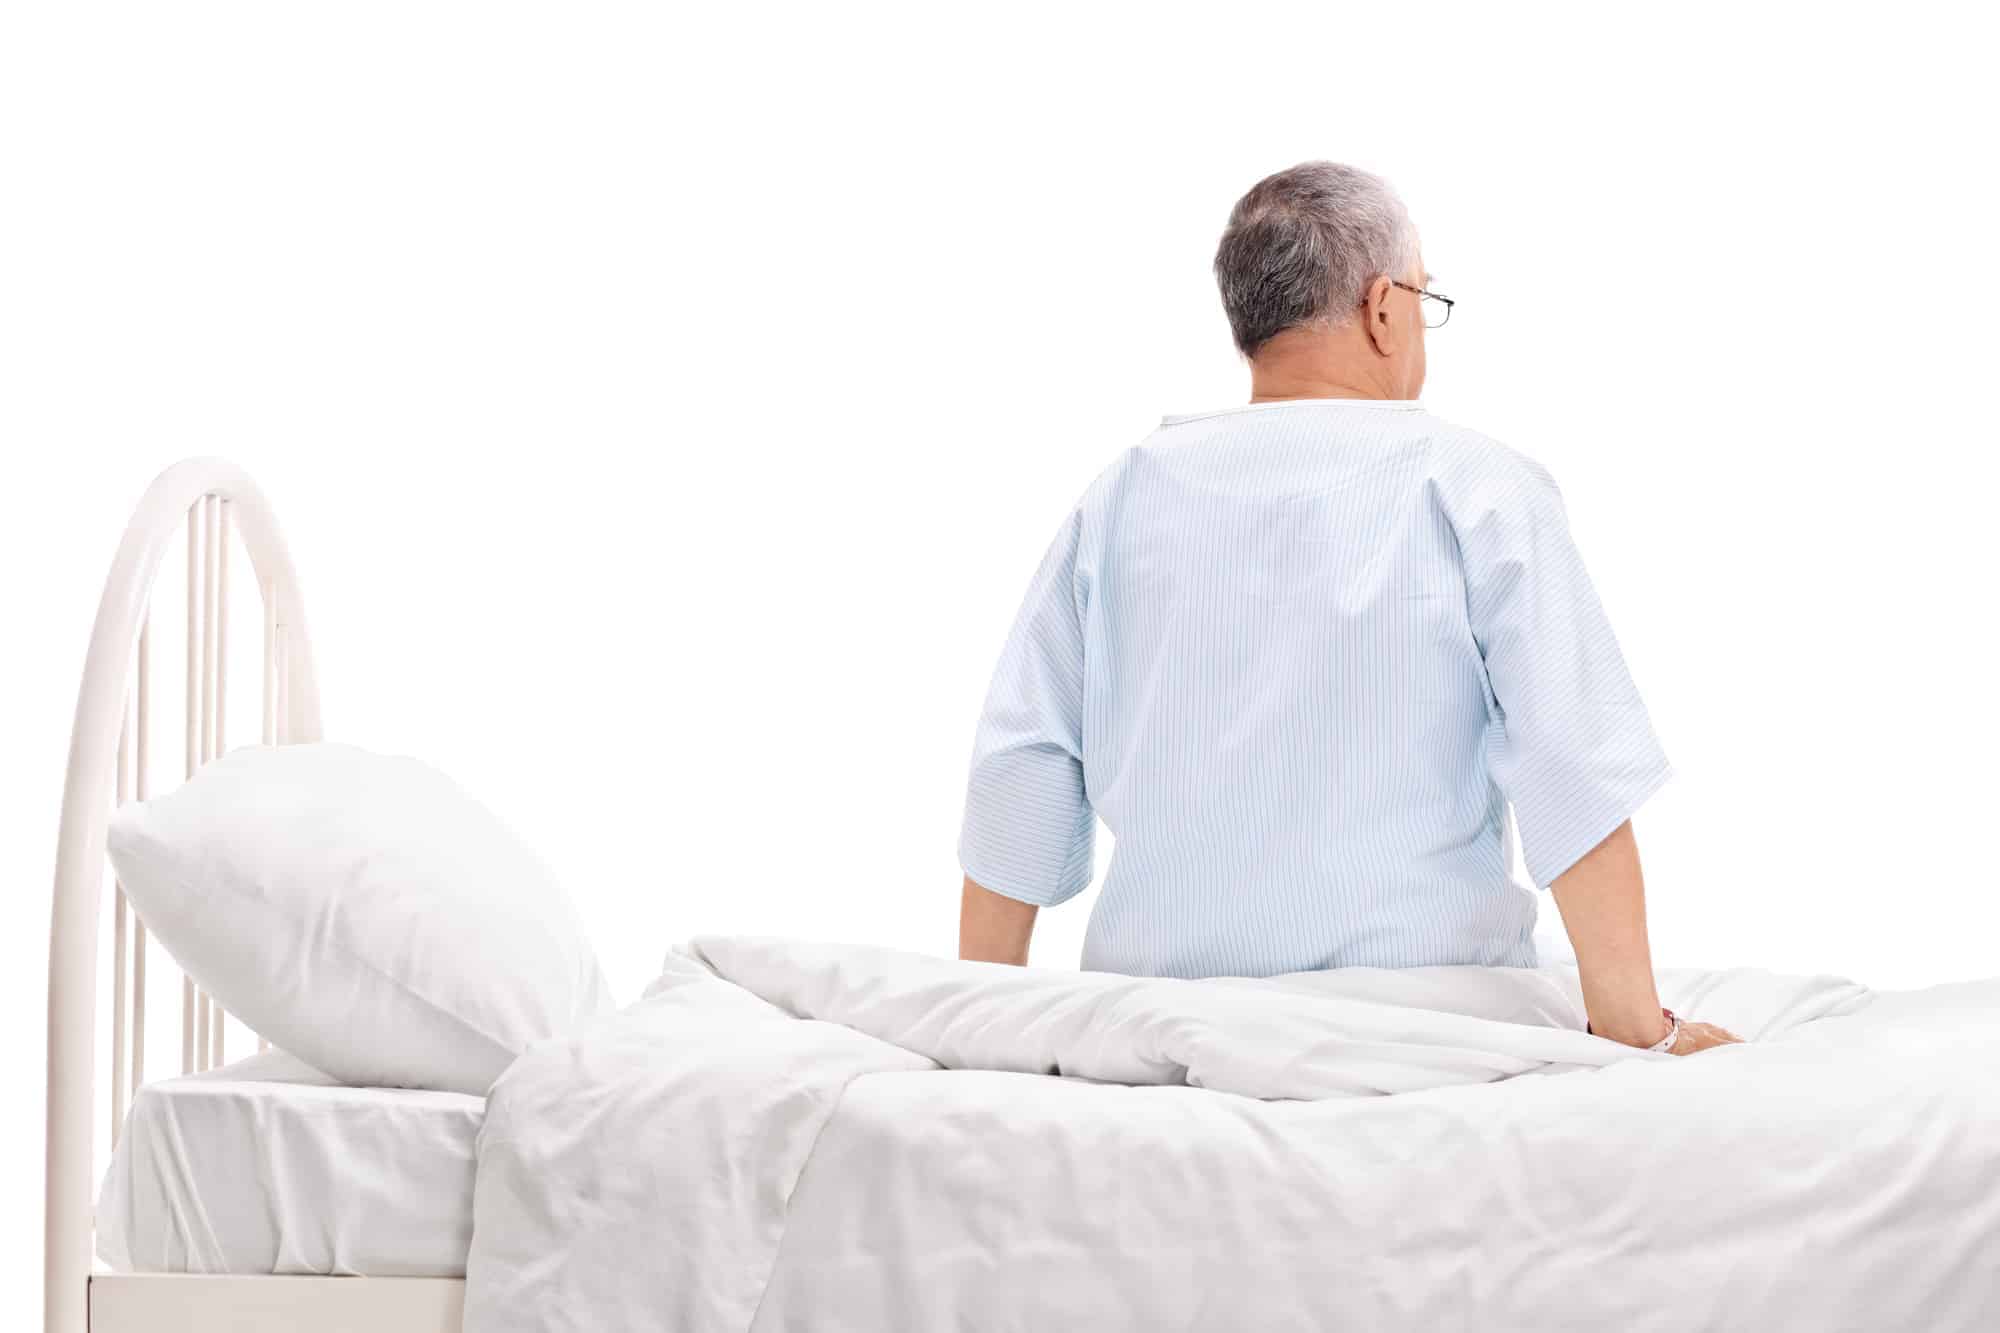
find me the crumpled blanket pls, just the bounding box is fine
[466,936,1999,1332]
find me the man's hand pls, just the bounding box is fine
[1670,1020,1743,1055]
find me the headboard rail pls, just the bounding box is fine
[46,459,323,1333]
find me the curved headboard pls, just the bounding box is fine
[45,459,322,1333]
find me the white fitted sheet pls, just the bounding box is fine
[96,1048,483,1277]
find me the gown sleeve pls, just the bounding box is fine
[956,506,1096,907]
[1455,455,1673,888]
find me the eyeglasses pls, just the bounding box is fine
[1390,279,1454,329]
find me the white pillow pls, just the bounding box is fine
[108,743,614,1094]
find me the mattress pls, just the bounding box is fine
[96,1048,483,1277]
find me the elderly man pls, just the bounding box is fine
[956,161,1737,1055]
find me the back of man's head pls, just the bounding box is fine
[1213,162,1419,359]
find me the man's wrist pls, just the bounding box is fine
[1587,1007,1678,1049]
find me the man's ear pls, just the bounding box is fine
[1362,274,1399,358]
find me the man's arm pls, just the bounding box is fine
[1553,821,1738,1054]
[960,875,1038,966]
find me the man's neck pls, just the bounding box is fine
[1248,376,1387,404]
[1245,334,1398,404]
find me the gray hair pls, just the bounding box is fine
[1212,162,1419,357]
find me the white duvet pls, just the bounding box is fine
[465,938,2000,1332]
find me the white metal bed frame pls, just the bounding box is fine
[45,460,463,1331]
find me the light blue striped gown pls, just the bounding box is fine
[957,399,1671,979]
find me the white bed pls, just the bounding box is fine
[97,1050,481,1279]
[43,459,2000,1331]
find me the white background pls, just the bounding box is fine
[2,2,1994,1319]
